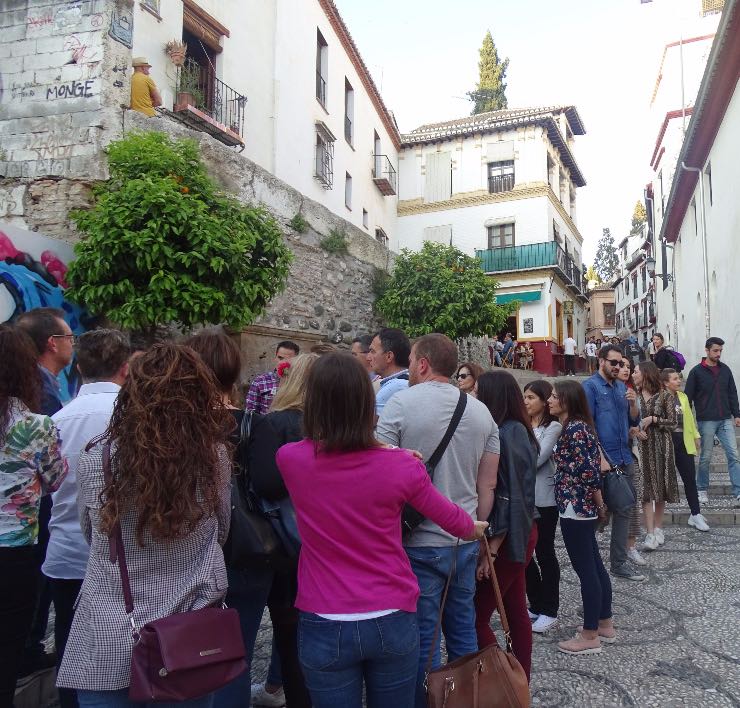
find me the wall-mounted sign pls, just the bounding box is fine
[563,300,574,315]
[523,318,534,334]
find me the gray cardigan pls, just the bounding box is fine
[533,421,562,508]
[56,442,231,691]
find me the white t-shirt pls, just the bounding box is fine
[585,342,597,357]
[564,337,577,356]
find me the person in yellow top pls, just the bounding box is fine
[130,57,162,117]
[662,368,710,531]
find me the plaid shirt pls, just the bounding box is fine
[245,370,279,414]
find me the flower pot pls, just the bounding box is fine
[174,92,195,111]
[168,49,185,66]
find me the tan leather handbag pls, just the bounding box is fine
[425,538,530,708]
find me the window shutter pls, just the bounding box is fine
[423,225,453,245]
[424,152,452,203]
[486,141,514,162]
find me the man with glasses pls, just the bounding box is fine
[14,307,76,677]
[351,335,381,392]
[583,345,645,582]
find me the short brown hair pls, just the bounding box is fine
[303,352,379,452]
[413,334,458,378]
[184,328,241,393]
[456,361,484,383]
[15,307,67,355]
[653,333,664,342]
[76,329,131,382]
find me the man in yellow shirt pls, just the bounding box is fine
[130,57,162,117]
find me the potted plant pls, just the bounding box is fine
[174,68,203,111]
[165,39,187,66]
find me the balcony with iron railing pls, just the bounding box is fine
[172,59,246,147]
[476,241,587,299]
[372,154,397,196]
[488,173,515,194]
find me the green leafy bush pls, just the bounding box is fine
[320,228,349,255]
[66,131,292,335]
[289,213,309,233]
[375,242,513,339]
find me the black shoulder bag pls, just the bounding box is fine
[222,412,283,569]
[401,390,467,538]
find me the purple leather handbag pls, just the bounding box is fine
[103,444,247,702]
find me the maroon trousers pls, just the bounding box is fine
[474,526,537,681]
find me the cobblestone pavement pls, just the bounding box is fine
[252,526,740,707]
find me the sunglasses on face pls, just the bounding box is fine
[456,373,470,380]
[606,359,627,368]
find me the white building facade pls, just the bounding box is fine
[643,0,724,346]
[396,107,588,375]
[130,0,400,243]
[659,0,740,373]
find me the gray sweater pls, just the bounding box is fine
[533,421,562,508]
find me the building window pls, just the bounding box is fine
[641,266,647,293]
[344,172,352,210]
[141,0,160,13]
[362,209,368,229]
[314,123,334,189]
[375,227,388,246]
[603,303,615,327]
[487,223,514,250]
[344,79,354,145]
[424,151,452,203]
[559,170,568,205]
[487,160,514,193]
[625,277,630,296]
[547,154,556,191]
[316,29,328,107]
[552,220,561,242]
[631,272,638,295]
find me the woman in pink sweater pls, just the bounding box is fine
[276,352,487,708]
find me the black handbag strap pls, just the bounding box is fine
[426,390,467,474]
[103,443,137,625]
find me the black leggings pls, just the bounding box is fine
[560,518,612,632]
[525,506,560,617]
[672,432,701,516]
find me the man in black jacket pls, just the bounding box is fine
[684,336,740,503]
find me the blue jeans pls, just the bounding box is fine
[77,689,213,708]
[298,611,418,708]
[697,418,740,495]
[405,543,478,708]
[213,565,274,708]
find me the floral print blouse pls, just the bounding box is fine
[553,419,602,518]
[0,399,67,547]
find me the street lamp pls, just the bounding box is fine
[645,255,673,282]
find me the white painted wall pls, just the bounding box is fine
[671,82,740,374]
[130,0,398,241]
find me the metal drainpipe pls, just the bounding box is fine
[681,162,711,338]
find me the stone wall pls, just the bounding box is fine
[0,0,134,239]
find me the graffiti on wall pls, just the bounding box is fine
[108,8,133,48]
[0,225,89,401]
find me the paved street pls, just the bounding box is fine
[251,526,740,707]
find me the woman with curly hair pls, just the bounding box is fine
[0,324,67,707]
[56,342,233,708]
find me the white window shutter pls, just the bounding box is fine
[424,152,452,202]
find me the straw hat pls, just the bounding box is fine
[132,57,151,67]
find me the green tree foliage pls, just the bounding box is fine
[66,131,292,336]
[631,200,647,233]
[585,265,602,284]
[593,228,619,283]
[467,30,509,114]
[375,242,513,339]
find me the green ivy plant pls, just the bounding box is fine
[375,241,513,339]
[66,131,292,339]
[289,213,309,233]
[320,228,349,255]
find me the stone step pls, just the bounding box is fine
[662,507,740,526]
[679,480,734,495]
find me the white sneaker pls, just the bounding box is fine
[654,528,665,546]
[642,533,659,551]
[627,548,647,566]
[251,684,286,707]
[698,490,709,503]
[688,514,710,532]
[528,609,539,622]
[531,615,558,633]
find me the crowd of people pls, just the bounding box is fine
[1,308,739,708]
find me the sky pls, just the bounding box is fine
[334,0,706,263]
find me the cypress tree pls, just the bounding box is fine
[467,30,509,114]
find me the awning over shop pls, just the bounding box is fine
[495,290,541,304]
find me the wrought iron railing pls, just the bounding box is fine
[372,154,397,195]
[488,173,515,194]
[315,137,334,189]
[316,71,327,105]
[175,59,246,138]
